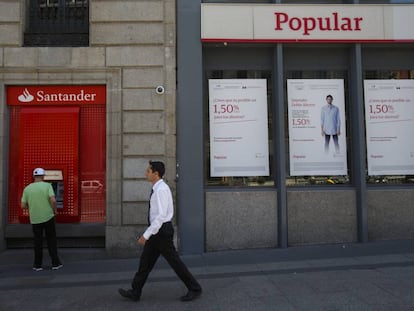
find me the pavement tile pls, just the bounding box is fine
[353,254,413,265]
[256,260,313,272]
[306,257,361,268]
[205,263,260,275]
[238,274,283,298]
[1,243,414,311]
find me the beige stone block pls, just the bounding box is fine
[123,180,151,201]
[123,133,165,156]
[91,23,164,45]
[164,0,176,25]
[164,66,176,93]
[123,89,164,110]
[91,1,163,22]
[105,225,146,256]
[165,108,176,135]
[165,23,176,47]
[106,201,121,226]
[2,71,38,80]
[164,47,175,70]
[123,68,164,88]
[123,111,164,133]
[0,2,19,22]
[106,46,164,67]
[38,48,72,66]
[122,203,148,225]
[5,48,74,67]
[123,158,150,179]
[71,48,105,67]
[69,71,110,84]
[165,134,176,158]
[0,48,3,66]
[37,72,73,81]
[0,25,20,46]
[4,48,37,67]
[106,177,121,204]
[106,134,122,163]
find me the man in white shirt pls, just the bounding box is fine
[119,161,202,302]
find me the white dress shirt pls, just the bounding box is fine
[142,179,174,240]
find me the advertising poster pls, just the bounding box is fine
[209,79,269,177]
[287,79,348,176]
[364,79,414,175]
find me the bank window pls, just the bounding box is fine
[285,70,351,186]
[202,1,273,3]
[205,70,274,187]
[282,0,351,3]
[363,69,414,185]
[24,0,89,46]
[360,1,414,3]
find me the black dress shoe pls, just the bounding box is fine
[180,290,202,302]
[118,288,140,301]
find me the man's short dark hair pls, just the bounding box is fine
[326,94,333,100]
[149,161,165,178]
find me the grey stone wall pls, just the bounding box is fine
[287,190,358,245]
[0,0,176,254]
[206,191,278,251]
[368,189,414,240]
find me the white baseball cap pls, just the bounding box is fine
[33,168,46,176]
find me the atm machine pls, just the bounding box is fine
[44,169,64,210]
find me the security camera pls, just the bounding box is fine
[155,86,165,95]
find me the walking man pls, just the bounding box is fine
[21,168,63,271]
[119,161,202,302]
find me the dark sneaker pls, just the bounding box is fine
[118,288,140,302]
[52,264,63,270]
[180,290,202,302]
[32,266,43,271]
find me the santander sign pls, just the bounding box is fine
[274,11,363,36]
[7,85,106,106]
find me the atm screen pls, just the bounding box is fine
[51,181,64,209]
[44,170,64,209]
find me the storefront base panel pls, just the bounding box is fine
[5,223,105,248]
[368,189,414,241]
[206,191,278,252]
[288,190,358,246]
[105,225,147,257]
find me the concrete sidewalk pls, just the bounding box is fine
[0,240,413,311]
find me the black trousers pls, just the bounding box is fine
[32,217,61,267]
[131,222,201,296]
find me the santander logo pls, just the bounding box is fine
[7,85,106,106]
[18,88,35,103]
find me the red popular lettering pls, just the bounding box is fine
[274,12,363,36]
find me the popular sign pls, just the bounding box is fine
[201,4,414,43]
[274,12,363,36]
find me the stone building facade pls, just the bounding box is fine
[0,0,176,254]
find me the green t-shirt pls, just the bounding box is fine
[21,181,55,224]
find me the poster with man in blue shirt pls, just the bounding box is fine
[321,94,341,154]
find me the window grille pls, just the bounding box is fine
[24,0,89,46]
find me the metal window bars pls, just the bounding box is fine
[24,0,89,46]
